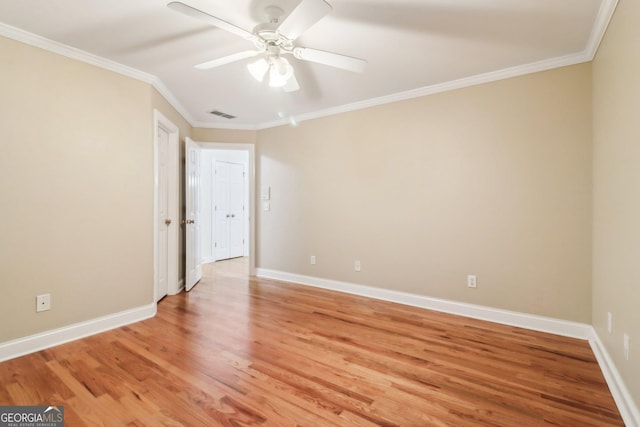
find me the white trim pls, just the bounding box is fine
[0,23,154,83]
[584,0,619,60]
[255,268,592,339]
[0,23,196,125]
[589,331,640,427]
[151,78,196,126]
[0,304,156,363]
[253,52,592,130]
[171,279,185,296]
[0,0,619,131]
[256,268,640,421]
[153,109,180,300]
[201,256,216,264]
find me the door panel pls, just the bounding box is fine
[215,162,230,260]
[214,160,244,260]
[156,127,169,301]
[228,163,244,258]
[185,138,202,291]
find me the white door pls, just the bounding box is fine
[215,161,245,260]
[156,126,170,300]
[228,162,245,258]
[214,161,230,260]
[154,110,178,301]
[185,138,202,291]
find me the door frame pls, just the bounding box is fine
[153,110,180,300]
[196,141,256,276]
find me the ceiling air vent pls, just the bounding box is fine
[210,110,236,119]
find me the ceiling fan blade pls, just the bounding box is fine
[194,50,262,70]
[277,0,332,40]
[293,47,367,73]
[283,74,300,92]
[167,1,257,42]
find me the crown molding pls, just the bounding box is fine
[151,77,197,125]
[585,0,619,60]
[0,23,155,83]
[228,0,622,131]
[255,51,593,130]
[0,23,196,126]
[1,0,619,132]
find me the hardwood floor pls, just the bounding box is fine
[0,258,623,426]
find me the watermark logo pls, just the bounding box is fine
[0,406,64,427]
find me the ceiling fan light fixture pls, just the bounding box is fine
[247,58,269,82]
[268,56,294,88]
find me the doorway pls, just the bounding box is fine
[186,141,256,282]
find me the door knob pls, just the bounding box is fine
[165,219,172,226]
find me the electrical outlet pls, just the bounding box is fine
[310,255,316,265]
[624,334,630,360]
[467,275,477,288]
[36,294,51,312]
[607,312,613,334]
[354,260,361,272]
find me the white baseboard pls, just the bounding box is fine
[589,331,640,427]
[256,268,639,424]
[170,278,185,295]
[0,303,157,363]
[256,268,592,339]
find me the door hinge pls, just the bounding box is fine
[214,242,217,248]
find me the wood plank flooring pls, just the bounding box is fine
[0,258,624,426]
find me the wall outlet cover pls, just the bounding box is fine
[36,294,51,312]
[467,275,477,288]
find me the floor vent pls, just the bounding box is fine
[210,110,236,119]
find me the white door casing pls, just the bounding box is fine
[192,142,256,276]
[185,137,202,291]
[153,110,179,302]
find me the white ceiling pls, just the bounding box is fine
[0,0,616,129]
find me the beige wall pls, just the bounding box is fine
[0,37,155,341]
[592,0,640,407]
[257,63,593,323]
[191,127,257,144]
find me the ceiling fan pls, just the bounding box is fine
[167,0,367,92]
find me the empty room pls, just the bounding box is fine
[0,0,638,425]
